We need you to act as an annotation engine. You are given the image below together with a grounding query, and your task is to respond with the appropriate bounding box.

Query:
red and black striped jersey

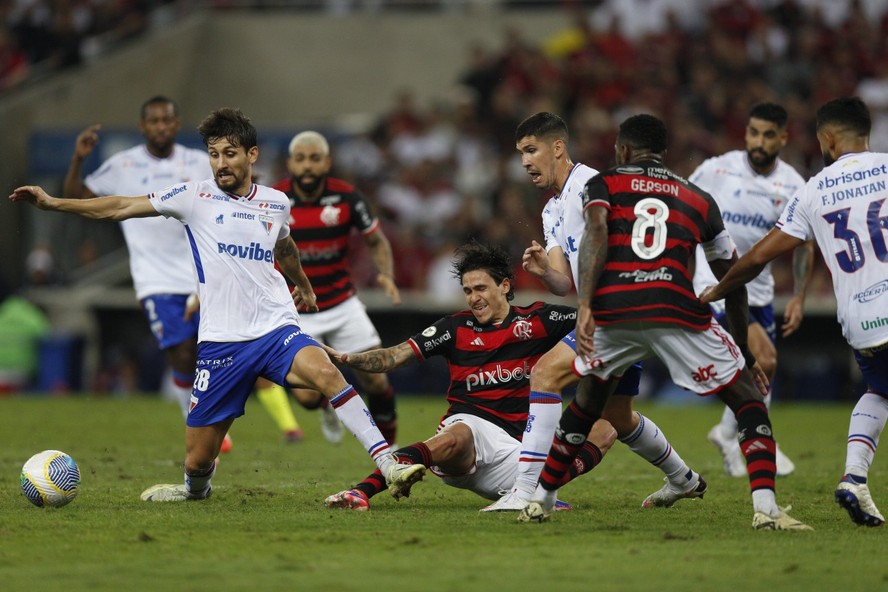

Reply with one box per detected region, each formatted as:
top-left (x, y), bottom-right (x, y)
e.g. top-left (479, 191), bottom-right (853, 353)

top-left (582, 161), bottom-right (724, 330)
top-left (273, 176), bottom-right (379, 312)
top-left (407, 302), bottom-right (577, 440)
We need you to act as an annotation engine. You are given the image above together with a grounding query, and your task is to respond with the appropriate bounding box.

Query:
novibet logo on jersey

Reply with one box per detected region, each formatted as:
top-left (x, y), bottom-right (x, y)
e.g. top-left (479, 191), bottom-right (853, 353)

top-left (217, 241), bottom-right (273, 262)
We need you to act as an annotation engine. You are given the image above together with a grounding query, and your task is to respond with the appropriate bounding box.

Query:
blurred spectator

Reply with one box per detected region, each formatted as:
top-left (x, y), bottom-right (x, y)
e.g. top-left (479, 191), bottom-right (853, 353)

top-left (0, 280), bottom-right (50, 392)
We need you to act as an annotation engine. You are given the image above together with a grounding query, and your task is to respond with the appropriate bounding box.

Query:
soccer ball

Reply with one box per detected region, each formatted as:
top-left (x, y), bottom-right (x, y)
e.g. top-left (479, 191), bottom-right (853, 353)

top-left (20, 450), bottom-right (81, 508)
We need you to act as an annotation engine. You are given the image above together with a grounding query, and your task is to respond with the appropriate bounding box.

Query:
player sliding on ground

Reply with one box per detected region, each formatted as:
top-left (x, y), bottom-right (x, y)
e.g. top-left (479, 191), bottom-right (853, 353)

top-left (323, 242), bottom-right (616, 511)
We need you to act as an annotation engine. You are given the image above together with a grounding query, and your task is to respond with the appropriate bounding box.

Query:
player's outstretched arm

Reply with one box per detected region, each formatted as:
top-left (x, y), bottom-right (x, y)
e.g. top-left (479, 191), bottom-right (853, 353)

top-left (10, 186), bottom-right (156, 220)
top-left (701, 228), bottom-right (804, 303)
top-left (274, 236), bottom-right (318, 312)
top-left (337, 342), bottom-right (416, 373)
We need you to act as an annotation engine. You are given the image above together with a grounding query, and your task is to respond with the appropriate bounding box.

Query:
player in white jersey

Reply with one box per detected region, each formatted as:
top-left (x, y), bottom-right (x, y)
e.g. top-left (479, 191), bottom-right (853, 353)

top-left (690, 102), bottom-right (815, 478)
top-left (702, 97), bottom-right (888, 527)
top-left (11, 108), bottom-right (420, 503)
top-left (481, 112), bottom-right (705, 512)
top-left (64, 97), bottom-right (304, 447)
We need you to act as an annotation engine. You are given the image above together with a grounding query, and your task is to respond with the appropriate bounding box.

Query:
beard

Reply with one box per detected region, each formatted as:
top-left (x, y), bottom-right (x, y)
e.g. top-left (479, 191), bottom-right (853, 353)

top-left (215, 170), bottom-right (243, 192)
top-left (822, 150), bottom-right (836, 167)
top-left (294, 173), bottom-right (326, 196)
top-left (747, 148), bottom-right (777, 170)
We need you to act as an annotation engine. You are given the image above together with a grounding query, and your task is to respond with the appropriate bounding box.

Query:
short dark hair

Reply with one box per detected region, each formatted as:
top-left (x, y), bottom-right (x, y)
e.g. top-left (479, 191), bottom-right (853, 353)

top-left (515, 112), bottom-right (569, 144)
top-left (197, 108), bottom-right (258, 150)
top-left (141, 96), bottom-right (178, 119)
top-left (617, 114), bottom-right (668, 154)
top-left (452, 241), bottom-right (515, 302)
top-left (749, 102), bottom-right (788, 128)
top-left (816, 96), bottom-right (871, 136)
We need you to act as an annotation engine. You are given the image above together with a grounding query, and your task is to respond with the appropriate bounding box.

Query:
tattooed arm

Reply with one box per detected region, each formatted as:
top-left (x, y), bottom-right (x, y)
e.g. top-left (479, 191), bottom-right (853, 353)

top-left (332, 342), bottom-right (418, 373)
top-left (275, 236), bottom-right (318, 312)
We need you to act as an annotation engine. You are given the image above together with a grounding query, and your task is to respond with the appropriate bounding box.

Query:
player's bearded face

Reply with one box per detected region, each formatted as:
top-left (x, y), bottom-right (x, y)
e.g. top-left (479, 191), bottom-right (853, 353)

top-left (288, 145), bottom-right (331, 196)
top-left (209, 139), bottom-right (256, 195)
top-left (745, 118), bottom-right (784, 171)
top-left (140, 103), bottom-right (180, 155)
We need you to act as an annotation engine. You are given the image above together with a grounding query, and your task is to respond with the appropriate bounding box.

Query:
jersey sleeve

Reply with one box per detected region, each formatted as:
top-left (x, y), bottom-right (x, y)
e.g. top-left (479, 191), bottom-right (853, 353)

top-left (407, 315), bottom-right (454, 361)
top-left (148, 182), bottom-right (196, 222)
top-left (775, 192), bottom-right (813, 241)
top-left (539, 303), bottom-right (577, 340)
top-left (582, 174), bottom-right (611, 212)
top-left (350, 191), bottom-right (379, 235)
top-left (688, 158), bottom-right (715, 189)
top-left (83, 156), bottom-right (122, 196)
top-left (540, 198), bottom-right (561, 253)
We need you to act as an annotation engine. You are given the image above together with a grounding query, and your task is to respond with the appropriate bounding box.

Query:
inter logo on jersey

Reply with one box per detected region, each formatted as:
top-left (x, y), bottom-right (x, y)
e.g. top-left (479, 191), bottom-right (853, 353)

top-left (258, 215), bottom-right (274, 235)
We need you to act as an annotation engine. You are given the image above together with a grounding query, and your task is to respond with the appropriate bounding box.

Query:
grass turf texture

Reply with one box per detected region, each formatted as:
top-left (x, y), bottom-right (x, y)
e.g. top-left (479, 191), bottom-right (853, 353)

top-left (1, 395), bottom-right (887, 591)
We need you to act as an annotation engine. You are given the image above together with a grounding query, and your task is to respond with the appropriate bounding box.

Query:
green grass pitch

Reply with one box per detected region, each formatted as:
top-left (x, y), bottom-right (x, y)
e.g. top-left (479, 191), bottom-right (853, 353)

top-left (1, 394), bottom-right (887, 591)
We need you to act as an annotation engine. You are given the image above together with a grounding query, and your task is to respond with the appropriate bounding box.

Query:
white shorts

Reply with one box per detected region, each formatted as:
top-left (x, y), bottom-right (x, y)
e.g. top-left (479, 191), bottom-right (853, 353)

top-left (297, 296), bottom-right (382, 353)
top-left (573, 319), bottom-right (745, 395)
top-left (430, 414), bottom-right (520, 501)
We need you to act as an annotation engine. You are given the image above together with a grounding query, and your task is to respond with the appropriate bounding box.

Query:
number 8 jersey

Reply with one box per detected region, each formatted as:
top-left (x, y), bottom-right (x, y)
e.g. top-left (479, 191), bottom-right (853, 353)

top-left (582, 161), bottom-right (728, 330)
top-left (777, 151), bottom-right (888, 350)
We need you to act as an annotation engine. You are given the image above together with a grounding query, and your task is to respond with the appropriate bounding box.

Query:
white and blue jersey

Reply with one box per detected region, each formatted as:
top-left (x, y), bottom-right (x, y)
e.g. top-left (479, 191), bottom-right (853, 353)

top-left (542, 163), bottom-right (599, 290)
top-left (85, 143), bottom-right (212, 299)
top-left (690, 150), bottom-right (805, 307)
top-left (777, 151), bottom-right (888, 351)
top-left (148, 180), bottom-right (298, 343)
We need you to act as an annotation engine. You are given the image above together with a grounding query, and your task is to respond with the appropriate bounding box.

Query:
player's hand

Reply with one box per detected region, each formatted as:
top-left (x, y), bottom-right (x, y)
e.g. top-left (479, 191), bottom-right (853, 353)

top-left (291, 286), bottom-right (318, 312)
top-left (321, 344), bottom-right (348, 365)
top-left (522, 240), bottom-right (549, 277)
top-left (576, 303), bottom-right (597, 359)
top-left (183, 293), bottom-right (200, 322)
top-left (9, 185), bottom-right (55, 209)
top-left (698, 285), bottom-right (717, 304)
top-left (73, 124), bottom-right (101, 160)
top-left (749, 361), bottom-right (770, 396)
top-left (780, 294), bottom-right (805, 337)
top-left (377, 273), bottom-right (401, 306)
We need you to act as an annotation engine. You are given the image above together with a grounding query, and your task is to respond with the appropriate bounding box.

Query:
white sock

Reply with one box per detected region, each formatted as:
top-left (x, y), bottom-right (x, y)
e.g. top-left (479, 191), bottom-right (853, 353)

top-left (329, 385), bottom-right (393, 471)
top-left (622, 413), bottom-right (693, 487)
top-left (752, 488), bottom-right (778, 516)
top-left (845, 391), bottom-right (888, 477)
top-left (162, 369), bottom-right (194, 418)
top-left (514, 391), bottom-right (563, 496)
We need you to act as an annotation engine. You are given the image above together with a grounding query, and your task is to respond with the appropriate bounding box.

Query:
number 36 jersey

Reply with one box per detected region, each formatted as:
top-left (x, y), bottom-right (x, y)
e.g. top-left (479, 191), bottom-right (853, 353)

top-left (777, 151), bottom-right (888, 350)
top-left (582, 161), bottom-right (727, 331)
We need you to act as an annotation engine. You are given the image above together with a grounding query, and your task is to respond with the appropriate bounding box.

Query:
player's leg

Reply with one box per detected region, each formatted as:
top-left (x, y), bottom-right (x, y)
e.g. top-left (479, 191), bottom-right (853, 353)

top-left (142, 294), bottom-right (199, 418)
top-left (141, 338), bottom-right (255, 502)
top-left (253, 376), bottom-right (303, 442)
top-left (600, 365), bottom-right (706, 508)
top-left (326, 299), bottom-right (398, 445)
top-left (672, 322), bottom-right (810, 530)
top-left (291, 387), bottom-right (344, 444)
top-left (280, 333), bottom-right (408, 481)
top-left (835, 348), bottom-right (888, 526)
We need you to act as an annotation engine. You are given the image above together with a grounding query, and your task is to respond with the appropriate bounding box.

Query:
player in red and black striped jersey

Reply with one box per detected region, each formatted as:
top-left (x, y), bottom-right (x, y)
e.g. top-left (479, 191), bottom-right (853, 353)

top-left (521, 114), bottom-right (810, 530)
top-left (323, 242), bottom-right (616, 511)
top-left (271, 131), bottom-right (401, 445)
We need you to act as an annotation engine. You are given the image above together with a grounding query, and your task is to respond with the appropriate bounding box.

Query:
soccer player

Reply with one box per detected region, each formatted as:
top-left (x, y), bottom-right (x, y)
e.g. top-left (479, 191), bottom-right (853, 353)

top-left (11, 108), bottom-right (419, 502)
top-left (490, 112), bottom-right (704, 512)
top-left (323, 241), bottom-right (616, 510)
top-left (690, 102), bottom-right (814, 478)
top-left (520, 114), bottom-right (810, 530)
top-left (63, 96), bottom-right (303, 447)
top-left (701, 97), bottom-right (888, 527)
top-left (271, 131), bottom-right (402, 445)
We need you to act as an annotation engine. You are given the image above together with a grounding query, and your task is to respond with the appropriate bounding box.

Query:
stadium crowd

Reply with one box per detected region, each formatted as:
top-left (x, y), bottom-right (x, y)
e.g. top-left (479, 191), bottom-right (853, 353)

top-left (10, 0), bottom-right (888, 297)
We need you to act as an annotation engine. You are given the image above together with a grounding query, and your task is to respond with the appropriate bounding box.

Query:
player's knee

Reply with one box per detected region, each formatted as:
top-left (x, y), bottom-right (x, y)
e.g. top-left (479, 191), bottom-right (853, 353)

top-left (529, 356), bottom-right (573, 393)
top-left (758, 353), bottom-right (777, 381)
